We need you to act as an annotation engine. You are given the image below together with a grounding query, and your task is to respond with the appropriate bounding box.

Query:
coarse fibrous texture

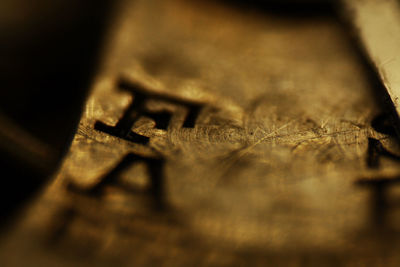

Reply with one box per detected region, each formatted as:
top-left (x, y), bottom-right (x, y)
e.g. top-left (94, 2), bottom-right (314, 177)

top-left (1, 0), bottom-right (400, 266)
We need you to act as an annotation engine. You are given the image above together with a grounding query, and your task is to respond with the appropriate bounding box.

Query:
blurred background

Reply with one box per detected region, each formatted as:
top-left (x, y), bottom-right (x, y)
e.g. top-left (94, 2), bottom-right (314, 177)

top-left (0, 0), bottom-right (337, 225)
top-left (0, 0), bottom-right (114, 223)
top-left (4, 1), bottom-right (400, 266)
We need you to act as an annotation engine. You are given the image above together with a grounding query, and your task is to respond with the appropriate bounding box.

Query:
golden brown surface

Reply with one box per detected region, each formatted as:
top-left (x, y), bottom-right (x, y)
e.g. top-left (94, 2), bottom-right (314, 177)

top-left (1, 0), bottom-right (400, 265)
top-left (343, 0), bottom-right (400, 135)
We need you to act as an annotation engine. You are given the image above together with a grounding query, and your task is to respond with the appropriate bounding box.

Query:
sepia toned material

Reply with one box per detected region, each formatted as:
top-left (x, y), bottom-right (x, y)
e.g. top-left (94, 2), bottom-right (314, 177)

top-left (342, 0), bottom-right (400, 136)
top-left (1, 0), bottom-right (400, 265)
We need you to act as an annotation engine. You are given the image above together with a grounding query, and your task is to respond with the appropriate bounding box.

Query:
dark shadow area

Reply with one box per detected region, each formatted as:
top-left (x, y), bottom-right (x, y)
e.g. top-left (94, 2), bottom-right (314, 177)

top-left (366, 137), bottom-right (400, 168)
top-left (219, 0), bottom-right (335, 17)
top-left (371, 113), bottom-right (398, 136)
top-left (0, 0), bottom-right (116, 227)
